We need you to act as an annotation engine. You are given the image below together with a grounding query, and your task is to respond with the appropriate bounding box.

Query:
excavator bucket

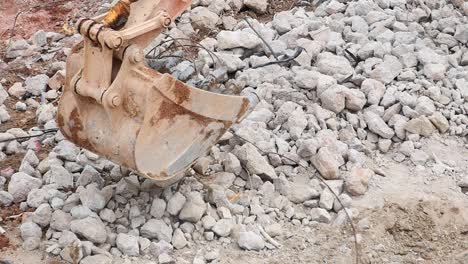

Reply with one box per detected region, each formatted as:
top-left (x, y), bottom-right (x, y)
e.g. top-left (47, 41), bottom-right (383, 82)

top-left (57, 0), bottom-right (257, 186)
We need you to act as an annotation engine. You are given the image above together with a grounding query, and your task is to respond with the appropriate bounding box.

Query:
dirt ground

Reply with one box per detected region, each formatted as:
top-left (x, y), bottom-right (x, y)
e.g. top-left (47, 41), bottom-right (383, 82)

top-left (159, 136), bottom-right (468, 264)
top-left (0, 0), bottom-right (104, 41)
top-left (166, 136), bottom-right (468, 264)
top-left (1, 136), bottom-right (467, 264)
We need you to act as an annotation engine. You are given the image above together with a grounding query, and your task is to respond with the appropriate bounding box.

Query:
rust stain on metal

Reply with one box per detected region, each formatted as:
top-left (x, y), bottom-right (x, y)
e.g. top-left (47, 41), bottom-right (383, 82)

top-left (57, 113), bottom-right (67, 145)
top-left (151, 100), bottom-right (211, 127)
top-left (202, 130), bottom-right (215, 141)
top-left (57, 113), bottom-right (65, 128)
top-left (189, 113), bottom-right (211, 127)
top-left (173, 81), bottom-right (191, 104)
top-left (126, 127), bottom-right (140, 169)
top-left (123, 92), bottom-right (140, 118)
top-left (71, 41), bottom-right (84, 54)
top-left (67, 108), bottom-right (96, 153)
top-left (236, 97), bottom-right (251, 121)
top-left (202, 121), bottom-right (233, 141)
top-left (160, 171), bottom-right (169, 178)
top-left (223, 121), bottom-right (233, 129)
top-left (69, 108), bottom-right (84, 133)
top-left (151, 100), bottom-right (186, 125)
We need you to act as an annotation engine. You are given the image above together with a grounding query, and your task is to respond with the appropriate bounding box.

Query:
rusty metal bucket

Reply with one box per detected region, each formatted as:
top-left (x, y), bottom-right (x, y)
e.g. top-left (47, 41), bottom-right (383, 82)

top-left (57, 0), bottom-right (257, 185)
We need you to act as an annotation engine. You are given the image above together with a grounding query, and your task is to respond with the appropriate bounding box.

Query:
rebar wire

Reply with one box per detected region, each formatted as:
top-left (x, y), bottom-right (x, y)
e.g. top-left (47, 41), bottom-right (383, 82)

top-left (155, 45), bottom-right (222, 75)
top-left (146, 36), bottom-right (221, 68)
top-left (230, 131), bottom-right (361, 264)
top-left (155, 55), bottom-right (185, 60)
top-left (243, 17), bottom-right (280, 61)
top-left (162, 34), bottom-right (199, 75)
top-left (145, 38), bottom-right (227, 91)
top-left (344, 49), bottom-right (360, 67)
top-left (0, 128), bottom-right (59, 144)
top-left (147, 44), bottom-right (198, 74)
top-left (252, 47), bottom-right (304, 69)
top-left (146, 36), bottom-right (198, 57)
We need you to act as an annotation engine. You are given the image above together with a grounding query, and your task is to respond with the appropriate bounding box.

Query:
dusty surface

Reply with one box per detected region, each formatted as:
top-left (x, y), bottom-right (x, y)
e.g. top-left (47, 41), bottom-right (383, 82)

top-left (166, 136), bottom-right (468, 264)
top-left (2, 137), bottom-right (467, 264)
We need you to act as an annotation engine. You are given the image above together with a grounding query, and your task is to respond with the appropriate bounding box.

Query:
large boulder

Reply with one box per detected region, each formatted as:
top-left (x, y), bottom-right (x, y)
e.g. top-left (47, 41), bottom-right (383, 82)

top-left (8, 172), bottom-right (42, 202)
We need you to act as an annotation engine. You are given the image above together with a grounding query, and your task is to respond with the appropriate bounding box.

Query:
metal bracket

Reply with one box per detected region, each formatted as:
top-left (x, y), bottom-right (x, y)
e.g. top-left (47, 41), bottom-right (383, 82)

top-left (72, 0), bottom-right (186, 105)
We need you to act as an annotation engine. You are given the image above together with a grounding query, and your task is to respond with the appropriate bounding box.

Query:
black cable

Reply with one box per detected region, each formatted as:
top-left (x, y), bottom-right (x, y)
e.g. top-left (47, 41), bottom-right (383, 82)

top-left (243, 17), bottom-right (280, 61)
top-left (252, 47), bottom-right (304, 69)
top-left (0, 128), bottom-right (58, 144)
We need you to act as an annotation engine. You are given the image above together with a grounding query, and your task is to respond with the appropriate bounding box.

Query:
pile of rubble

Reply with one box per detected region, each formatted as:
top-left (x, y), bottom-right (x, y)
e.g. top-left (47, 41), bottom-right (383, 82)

top-left (1, 0), bottom-right (468, 263)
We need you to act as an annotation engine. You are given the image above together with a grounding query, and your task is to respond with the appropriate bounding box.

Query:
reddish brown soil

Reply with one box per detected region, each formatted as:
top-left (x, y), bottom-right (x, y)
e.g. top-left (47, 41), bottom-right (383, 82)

top-left (0, 153), bottom-right (23, 172)
top-left (0, 0), bottom-right (73, 41)
top-left (1, 98), bottom-right (38, 131)
top-left (0, 235), bottom-right (13, 250)
top-left (0, 204), bottom-right (26, 221)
